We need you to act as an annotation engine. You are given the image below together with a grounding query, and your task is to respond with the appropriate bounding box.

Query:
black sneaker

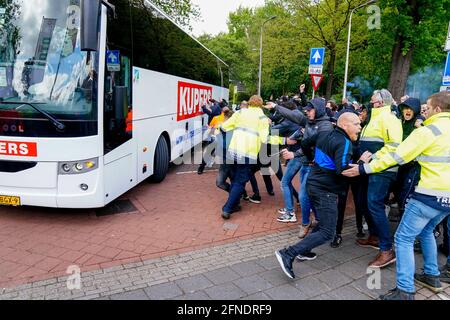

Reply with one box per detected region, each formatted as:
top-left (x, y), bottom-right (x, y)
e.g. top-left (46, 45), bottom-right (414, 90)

top-left (197, 164), bottom-right (205, 175)
top-left (356, 230), bottom-right (366, 239)
top-left (275, 249), bottom-right (295, 279)
top-left (379, 287), bottom-right (415, 300)
top-left (330, 234), bottom-right (343, 248)
top-left (268, 190), bottom-right (275, 196)
top-left (296, 251), bottom-right (317, 261)
top-left (242, 192), bottom-right (250, 201)
top-left (230, 205), bottom-right (241, 213)
top-left (414, 272), bottom-right (443, 293)
top-left (439, 262), bottom-right (450, 284)
top-left (249, 194), bottom-right (261, 204)
top-left (221, 211), bottom-right (231, 220)
top-left (221, 205), bottom-right (240, 219)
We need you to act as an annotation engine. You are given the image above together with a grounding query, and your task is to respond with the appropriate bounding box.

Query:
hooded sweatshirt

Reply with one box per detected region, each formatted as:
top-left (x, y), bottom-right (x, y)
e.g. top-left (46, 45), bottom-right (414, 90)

top-left (274, 98), bottom-right (334, 164)
top-left (398, 98), bottom-right (425, 141)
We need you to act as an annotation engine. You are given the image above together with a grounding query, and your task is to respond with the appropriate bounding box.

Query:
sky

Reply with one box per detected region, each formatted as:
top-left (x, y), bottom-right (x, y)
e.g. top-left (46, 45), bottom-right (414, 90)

top-left (190, 0), bottom-right (266, 36)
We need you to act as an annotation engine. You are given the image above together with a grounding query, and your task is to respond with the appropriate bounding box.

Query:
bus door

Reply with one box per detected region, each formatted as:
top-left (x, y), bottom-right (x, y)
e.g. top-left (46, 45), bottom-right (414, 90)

top-left (102, 1), bottom-right (137, 203)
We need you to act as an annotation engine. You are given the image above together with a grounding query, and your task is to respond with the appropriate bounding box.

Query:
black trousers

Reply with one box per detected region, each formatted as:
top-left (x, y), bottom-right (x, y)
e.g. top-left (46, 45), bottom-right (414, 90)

top-left (336, 176), bottom-right (365, 235)
top-left (286, 184), bottom-right (338, 257)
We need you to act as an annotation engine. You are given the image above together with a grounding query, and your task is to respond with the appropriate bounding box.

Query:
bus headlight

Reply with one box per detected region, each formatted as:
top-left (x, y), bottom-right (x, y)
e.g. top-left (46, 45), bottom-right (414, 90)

top-left (58, 158), bottom-right (99, 175)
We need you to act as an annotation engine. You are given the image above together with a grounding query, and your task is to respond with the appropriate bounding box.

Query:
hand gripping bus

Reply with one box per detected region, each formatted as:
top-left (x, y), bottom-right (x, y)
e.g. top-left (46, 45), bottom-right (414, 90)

top-left (0, 0), bottom-right (229, 208)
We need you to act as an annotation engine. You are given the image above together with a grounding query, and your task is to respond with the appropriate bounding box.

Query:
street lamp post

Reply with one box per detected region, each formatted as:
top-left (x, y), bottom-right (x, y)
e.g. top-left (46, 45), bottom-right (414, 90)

top-left (258, 15), bottom-right (277, 96)
top-left (343, 0), bottom-right (376, 99)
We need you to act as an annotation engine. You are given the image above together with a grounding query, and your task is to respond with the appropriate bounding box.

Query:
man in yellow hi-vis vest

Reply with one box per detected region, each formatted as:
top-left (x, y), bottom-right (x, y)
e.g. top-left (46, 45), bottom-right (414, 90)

top-left (343, 91), bottom-right (450, 300)
top-left (220, 95), bottom-right (285, 219)
top-left (356, 89), bottom-right (402, 269)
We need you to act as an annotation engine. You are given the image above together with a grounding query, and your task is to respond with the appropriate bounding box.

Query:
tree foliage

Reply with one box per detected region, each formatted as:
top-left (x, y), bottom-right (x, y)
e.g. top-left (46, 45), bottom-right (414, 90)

top-left (200, 0), bottom-right (449, 102)
top-left (152, 0), bottom-right (200, 30)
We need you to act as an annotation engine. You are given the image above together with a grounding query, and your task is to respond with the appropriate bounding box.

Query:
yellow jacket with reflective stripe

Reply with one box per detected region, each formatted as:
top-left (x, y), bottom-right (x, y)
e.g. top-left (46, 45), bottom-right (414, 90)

top-left (365, 112), bottom-right (450, 197)
top-left (221, 106), bottom-right (284, 160)
top-left (360, 105), bottom-right (403, 163)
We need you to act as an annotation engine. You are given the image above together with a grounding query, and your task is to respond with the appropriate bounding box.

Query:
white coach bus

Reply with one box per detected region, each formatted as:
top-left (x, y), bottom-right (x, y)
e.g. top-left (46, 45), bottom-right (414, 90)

top-left (0, 0), bottom-right (229, 208)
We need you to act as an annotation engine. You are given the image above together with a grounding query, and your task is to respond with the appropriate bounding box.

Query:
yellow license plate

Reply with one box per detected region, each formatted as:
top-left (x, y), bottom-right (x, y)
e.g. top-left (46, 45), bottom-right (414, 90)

top-left (0, 196), bottom-right (21, 206)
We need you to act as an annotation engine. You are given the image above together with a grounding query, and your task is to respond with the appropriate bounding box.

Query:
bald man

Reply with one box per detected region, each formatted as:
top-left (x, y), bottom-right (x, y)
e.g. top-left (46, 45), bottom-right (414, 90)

top-left (276, 112), bottom-right (361, 279)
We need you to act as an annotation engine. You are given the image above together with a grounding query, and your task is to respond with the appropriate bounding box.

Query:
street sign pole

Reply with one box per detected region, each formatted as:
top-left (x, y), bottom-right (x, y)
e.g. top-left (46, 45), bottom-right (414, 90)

top-left (445, 21), bottom-right (450, 52)
top-left (312, 88), bottom-right (315, 99)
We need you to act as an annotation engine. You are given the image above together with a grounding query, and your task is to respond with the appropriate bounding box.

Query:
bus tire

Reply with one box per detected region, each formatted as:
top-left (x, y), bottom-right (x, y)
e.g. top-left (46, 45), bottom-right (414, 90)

top-left (150, 136), bottom-right (169, 183)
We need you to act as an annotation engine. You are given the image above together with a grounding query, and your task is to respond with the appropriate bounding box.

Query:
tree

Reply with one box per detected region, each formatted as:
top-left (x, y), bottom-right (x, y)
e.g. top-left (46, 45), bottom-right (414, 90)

top-left (286, 0), bottom-right (375, 99)
top-left (380, 0), bottom-right (449, 100)
top-left (152, 0), bottom-right (200, 30)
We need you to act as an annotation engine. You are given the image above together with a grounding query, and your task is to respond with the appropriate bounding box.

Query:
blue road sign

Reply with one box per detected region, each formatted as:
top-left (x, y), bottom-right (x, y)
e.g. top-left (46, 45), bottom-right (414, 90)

top-left (107, 50), bottom-right (120, 71)
top-left (443, 52), bottom-right (450, 86)
top-left (309, 48), bottom-right (325, 66)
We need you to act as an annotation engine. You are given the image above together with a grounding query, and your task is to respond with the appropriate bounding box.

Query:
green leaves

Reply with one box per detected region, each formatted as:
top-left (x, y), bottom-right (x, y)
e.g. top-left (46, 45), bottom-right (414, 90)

top-left (151, 0), bottom-right (200, 30)
top-left (193, 0), bottom-right (448, 100)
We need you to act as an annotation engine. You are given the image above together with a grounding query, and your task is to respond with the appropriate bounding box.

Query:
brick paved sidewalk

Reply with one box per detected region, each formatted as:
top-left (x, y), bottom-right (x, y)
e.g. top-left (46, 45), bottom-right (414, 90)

top-left (1, 218), bottom-right (448, 300)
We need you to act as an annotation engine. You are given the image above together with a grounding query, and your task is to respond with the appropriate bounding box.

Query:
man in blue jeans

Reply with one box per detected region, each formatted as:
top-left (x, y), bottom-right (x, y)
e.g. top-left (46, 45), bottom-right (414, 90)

top-left (278, 156), bottom-right (302, 223)
top-left (356, 89), bottom-right (403, 268)
top-left (275, 113), bottom-right (362, 279)
top-left (343, 91), bottom-right (450, 300)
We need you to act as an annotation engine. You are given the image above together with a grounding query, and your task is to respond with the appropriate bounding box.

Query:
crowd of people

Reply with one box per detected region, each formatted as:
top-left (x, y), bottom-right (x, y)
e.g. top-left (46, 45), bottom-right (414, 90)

top-left (198, 87), bottom-right (450, 300)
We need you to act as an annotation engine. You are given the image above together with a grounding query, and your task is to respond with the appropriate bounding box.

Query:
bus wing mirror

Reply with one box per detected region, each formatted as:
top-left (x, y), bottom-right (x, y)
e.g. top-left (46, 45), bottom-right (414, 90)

top-left (113, 86), bottom-right (128, 121)
top-left (80, 0), bottom-right (101, 51)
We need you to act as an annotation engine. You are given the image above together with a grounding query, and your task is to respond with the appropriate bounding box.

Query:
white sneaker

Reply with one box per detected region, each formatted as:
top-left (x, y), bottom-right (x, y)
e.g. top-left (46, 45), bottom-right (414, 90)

top-left (277, 212), bottom-right (297, 223)
top-left (296, 252), bottom-right (317, 261)
top-left (278, 208), bottom-right (288, 214)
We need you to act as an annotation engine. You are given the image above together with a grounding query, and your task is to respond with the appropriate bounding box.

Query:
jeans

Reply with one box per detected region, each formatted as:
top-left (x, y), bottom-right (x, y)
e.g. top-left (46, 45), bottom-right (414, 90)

top-left (299, 165), bottom-right (317, 225)
top-left (280, 157), bottom-right (302, 212)
top-left (223, 164), bottom-right (253, 213)
top-left (216, 164), bottom-right (234, 193)
top-left (286, 184), bottom-right (338, 257)
top-left (394, 198), bottom-right (450, 293)
top-left (367, 171), bottom-right (397, 251)
top-left (358, 175), bottom-right (376, 235)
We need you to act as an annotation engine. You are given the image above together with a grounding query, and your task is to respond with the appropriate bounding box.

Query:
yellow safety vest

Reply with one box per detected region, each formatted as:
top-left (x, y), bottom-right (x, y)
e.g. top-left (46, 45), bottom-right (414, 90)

top-left (364, 112), bottom-right (450, 198)
top-left (360, 105), bottom-right (403, 171)
top-left (221, 106), bottom-right (284, 160)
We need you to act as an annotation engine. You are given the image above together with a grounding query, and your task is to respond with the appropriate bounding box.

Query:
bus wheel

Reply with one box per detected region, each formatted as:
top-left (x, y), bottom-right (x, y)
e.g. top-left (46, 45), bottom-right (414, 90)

top-left (150, 136), bottom-right (169, 183)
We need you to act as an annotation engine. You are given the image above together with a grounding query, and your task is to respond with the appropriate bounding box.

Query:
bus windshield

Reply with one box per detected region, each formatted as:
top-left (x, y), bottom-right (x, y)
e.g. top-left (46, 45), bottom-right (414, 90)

top-left (0, 0), bottom-right (99, 138)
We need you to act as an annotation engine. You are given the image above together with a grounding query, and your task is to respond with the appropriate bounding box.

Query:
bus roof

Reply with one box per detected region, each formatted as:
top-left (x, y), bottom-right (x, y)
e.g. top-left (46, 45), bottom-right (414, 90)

top-left (144, 0), bottom-right (229, 68)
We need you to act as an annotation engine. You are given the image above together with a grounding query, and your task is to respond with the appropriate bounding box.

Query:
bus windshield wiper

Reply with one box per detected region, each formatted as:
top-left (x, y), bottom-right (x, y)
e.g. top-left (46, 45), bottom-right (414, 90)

top-left (0, 101), bottom-right (66, 131)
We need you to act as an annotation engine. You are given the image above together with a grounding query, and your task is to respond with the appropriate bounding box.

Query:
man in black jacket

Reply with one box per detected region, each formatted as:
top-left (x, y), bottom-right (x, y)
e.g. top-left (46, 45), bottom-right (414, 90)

top-left (275, 112), bottom-right (362, 279)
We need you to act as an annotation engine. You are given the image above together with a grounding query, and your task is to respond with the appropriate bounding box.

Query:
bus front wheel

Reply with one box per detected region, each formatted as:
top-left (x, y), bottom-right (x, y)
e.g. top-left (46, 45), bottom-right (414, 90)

top-left (150, 136), bottom-right (169, 183)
